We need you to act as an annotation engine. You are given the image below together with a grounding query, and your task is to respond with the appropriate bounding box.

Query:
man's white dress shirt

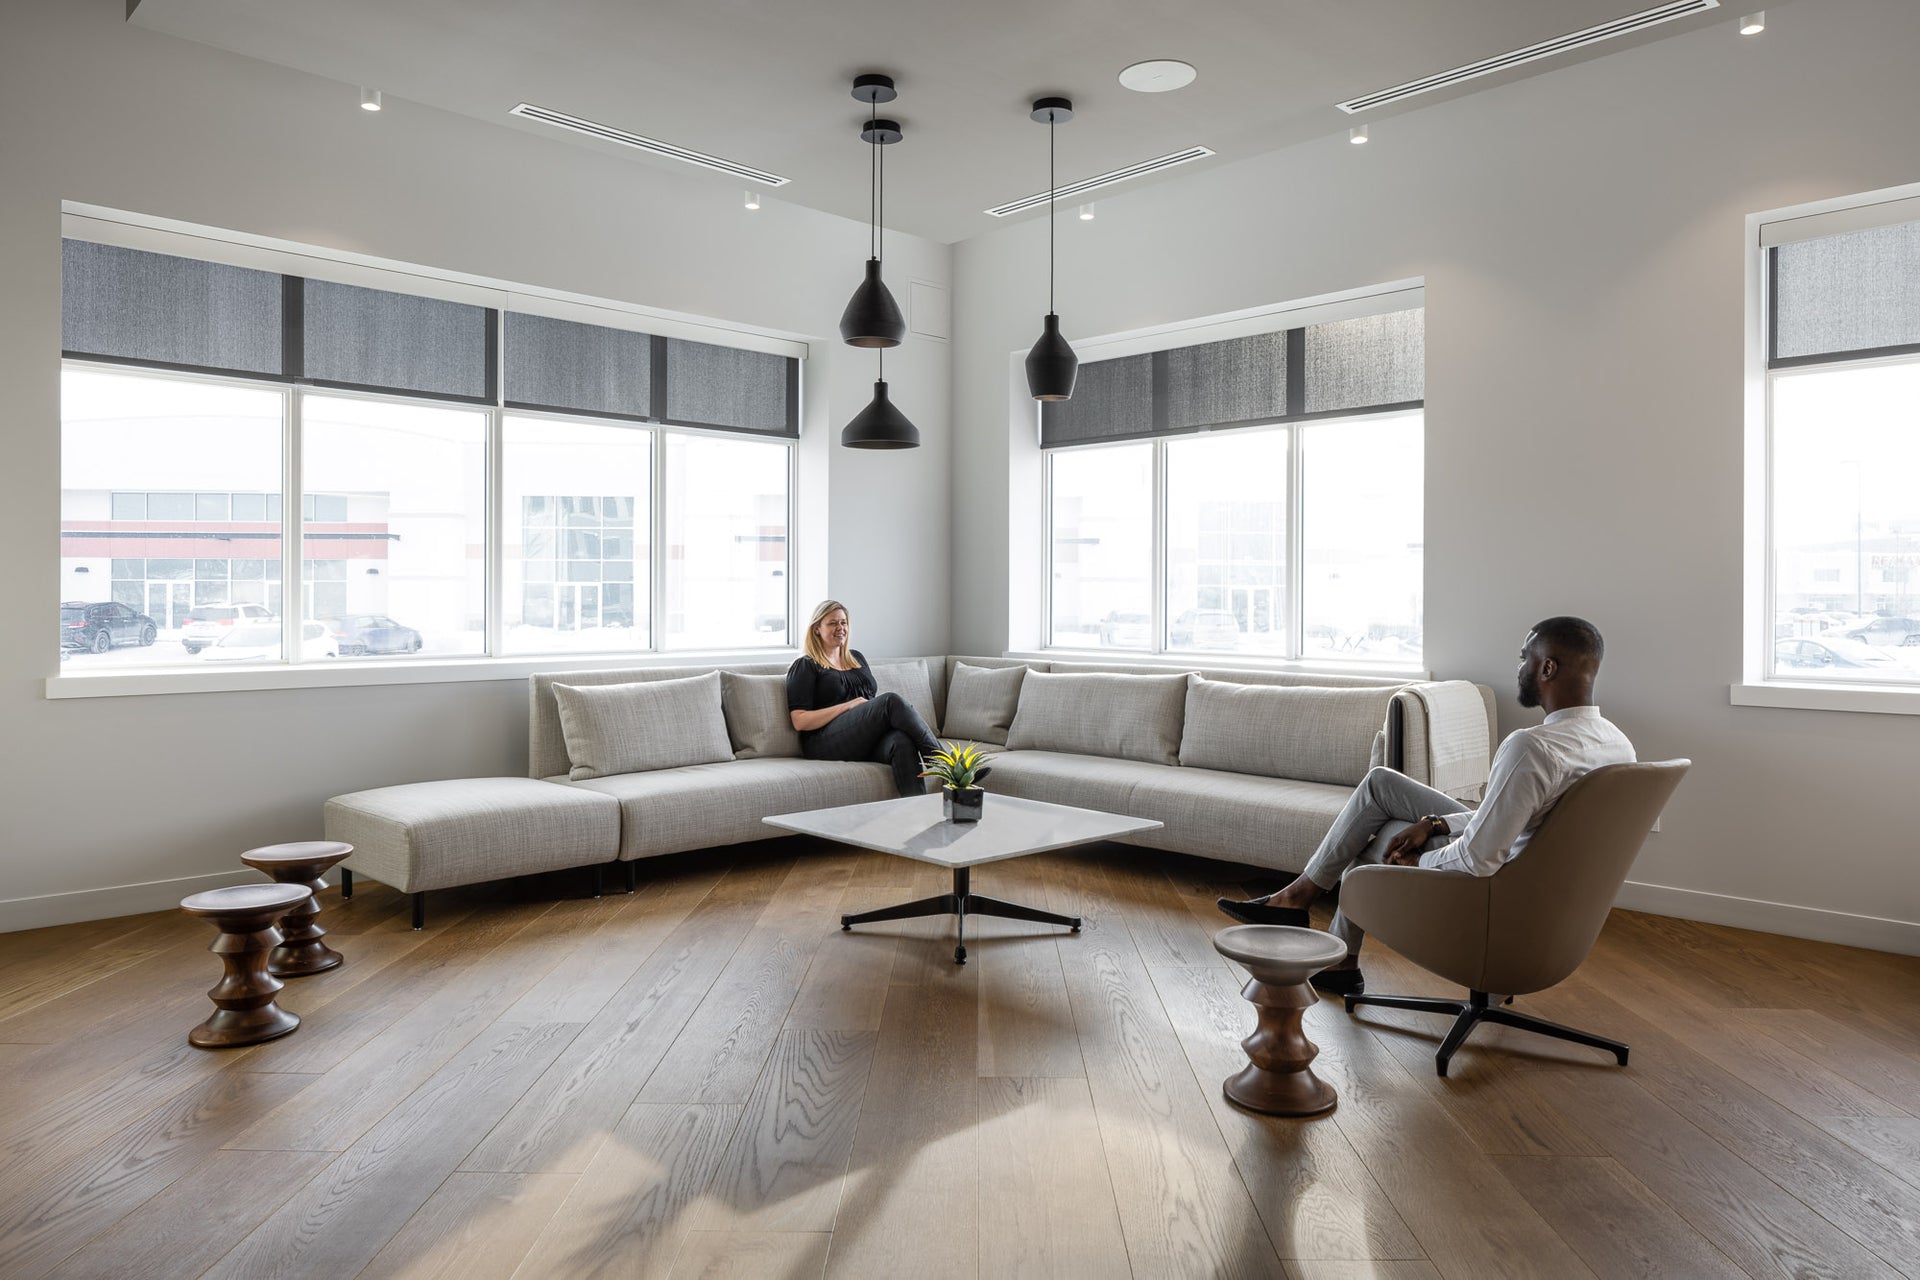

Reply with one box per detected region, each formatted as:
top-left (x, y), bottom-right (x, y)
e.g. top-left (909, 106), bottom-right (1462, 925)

top-left (1419, 705), bottom-right (1636, 877)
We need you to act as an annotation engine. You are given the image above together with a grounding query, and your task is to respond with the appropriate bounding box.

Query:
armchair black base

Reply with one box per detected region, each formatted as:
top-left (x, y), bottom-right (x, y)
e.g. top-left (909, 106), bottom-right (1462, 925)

top-left (1344, 988), bottom-right (1630, 1078)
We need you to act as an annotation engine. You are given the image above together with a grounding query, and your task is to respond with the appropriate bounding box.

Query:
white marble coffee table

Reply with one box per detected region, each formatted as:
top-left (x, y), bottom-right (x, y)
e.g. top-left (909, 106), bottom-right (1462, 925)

top-left (764, 792), bottom-right (1162, 964)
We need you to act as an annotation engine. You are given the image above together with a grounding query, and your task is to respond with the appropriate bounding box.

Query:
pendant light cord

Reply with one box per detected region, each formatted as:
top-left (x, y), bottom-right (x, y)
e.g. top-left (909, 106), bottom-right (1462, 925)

top-left (877, 113), bottom-right (885, 267)
top-left (1048, 112), bottom-right (1056, 314)
top-left (868, 98), bottom-right (878, 260)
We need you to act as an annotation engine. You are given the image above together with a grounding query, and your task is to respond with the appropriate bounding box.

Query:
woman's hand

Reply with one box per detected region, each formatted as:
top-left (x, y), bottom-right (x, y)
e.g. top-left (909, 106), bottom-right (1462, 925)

top-left (790, 697), bottom-right (867, 733)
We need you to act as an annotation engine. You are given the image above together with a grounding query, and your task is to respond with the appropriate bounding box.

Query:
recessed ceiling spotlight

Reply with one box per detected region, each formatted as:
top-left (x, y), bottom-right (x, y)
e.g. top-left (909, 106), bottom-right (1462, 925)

top-left (360, 88), bottom-right (382, 112)
top-left (1079, 203), bottom-right (1096, 221)
top-left (744, 190), bottom-right (761, 210)
top-left (1739, 10), bottom-right (1765, 33)
top-left (1349, 125), bottom-right (1369, 145)
top-left (1119, 59), bottom-right (1197, 93)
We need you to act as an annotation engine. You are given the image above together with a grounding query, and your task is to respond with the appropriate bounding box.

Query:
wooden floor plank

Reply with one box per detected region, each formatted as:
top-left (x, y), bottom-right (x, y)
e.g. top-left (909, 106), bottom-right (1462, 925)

top-left (0, 1068), bottom-right (317, 1280)
top-left (637, 857), bottom-right (852, 1105)
top-left (459, 860), bottom-right (790, 1175)
top-left (781, 884), bottom-right (901, 1032)
top-left (976, 853), bottom-right (1083, 1078)
top-left (201, 1020), bottom-right (580, 1279)
top-left (1489, 1155), bottom-right (1748, 1279)
top-left (1521, 1067), bottom-right (1904, 1279)
top-left (513, 1102), bottom-right (743, 1280)
top-left (45, 1148), bottom-right (334, 1280)
top-left (0, 910), bottom-right (202, 1025)
top-left (1147, 960), bottom-right (1424, 1263)
top-left (1282, 1263), bottom-right (1445, 1280)
top-left (1041, 852), bottom-right (1291, 1279)
top-left (358, 1170), bottom-right (577, 1280)
top-left (693, 1030), bottom-right (876, 1233)
top-left (1817, 1116), bottom-right (1920, 1193)
top-left (976, 1076), bottom-right (1133, 1279)
top-left (667, 1229), bottom-right (831, 1279)
top-left (1736, 1008), bottom-right (1920, 1116)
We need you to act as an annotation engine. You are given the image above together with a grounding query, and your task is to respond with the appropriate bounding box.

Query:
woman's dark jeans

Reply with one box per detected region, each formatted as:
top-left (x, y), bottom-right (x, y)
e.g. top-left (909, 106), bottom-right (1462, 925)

top-left (803, 692), bottom-right (942, 796)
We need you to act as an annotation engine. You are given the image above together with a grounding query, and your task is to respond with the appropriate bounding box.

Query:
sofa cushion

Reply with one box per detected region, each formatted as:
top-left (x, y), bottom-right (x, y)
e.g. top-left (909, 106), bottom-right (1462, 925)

top-left (553, 672), bottom-right (734, 780)
top-left (1127, 766), bottom-right (1356, 871)
top-left (1177, 676), bottom-right (1395, 787)
top-left (942, 662), bottom-right (1028, 744)
top-left (976, 749), bottom-right (1170, 816)
top-left (324, 777), bottom-right (620, 893)
top-left (567, 758), bottom-right (894, 859)
top-left (721, 671), bottom-right (803, 760)
top-left (1006, 670), bottom-right (1188, 765)
top-left (871, 658), bottom-right (939, 731)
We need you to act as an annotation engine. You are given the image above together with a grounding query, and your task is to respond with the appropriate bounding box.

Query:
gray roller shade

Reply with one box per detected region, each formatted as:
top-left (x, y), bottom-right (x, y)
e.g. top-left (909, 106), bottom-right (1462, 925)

top-left (303, 279), bottom-right (492, 400)
top-left (1303, 309), bottom-right (1424, 415)
top-left (1039, 353), bottom-right (1155, 447)
top-left (62, 240), bottom-right (283, 376)
top-left (663, 338), bottom-right (796, 437)
top-left (505, 312), bottom-right (652, 419)
top-left (1164, 331), bottom-right (1288, 431)
top-left (1773, 220), bottom-right (1920, 363)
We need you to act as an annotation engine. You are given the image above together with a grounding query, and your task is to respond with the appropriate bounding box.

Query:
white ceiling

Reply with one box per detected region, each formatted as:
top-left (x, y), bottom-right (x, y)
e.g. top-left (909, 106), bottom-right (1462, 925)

top-left (130, 0), bottom-right (1750, 244)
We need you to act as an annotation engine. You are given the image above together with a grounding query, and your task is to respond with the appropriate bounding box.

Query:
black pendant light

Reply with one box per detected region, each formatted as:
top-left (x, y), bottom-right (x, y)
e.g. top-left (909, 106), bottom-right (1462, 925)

top-left (1025, 96), bottom-right (1079, 402)
top-left (839, 74), bottom-right (906, 348)
top-left (840, 75), bottom-right (919, 448)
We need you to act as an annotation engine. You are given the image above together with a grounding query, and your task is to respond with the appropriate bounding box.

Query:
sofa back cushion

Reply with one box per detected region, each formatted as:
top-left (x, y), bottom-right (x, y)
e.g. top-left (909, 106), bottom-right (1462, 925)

top-left (1006, 670), bottom-right (1189, 765)
top-left (553, 672), bottom-right (734, 780)
top-left (720, 671), bottom-right (803, 760)
top-left (942, 662), bottom-right (1028, 744)
top-left (871, 658), bottom-right (939, 732)
top-left (1178, 675), bottom-right (1396, 786)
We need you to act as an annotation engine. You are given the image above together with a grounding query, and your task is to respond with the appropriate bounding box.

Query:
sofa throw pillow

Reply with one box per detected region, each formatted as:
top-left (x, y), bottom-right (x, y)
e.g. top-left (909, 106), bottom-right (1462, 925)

top-left (554, 672), bottom-right (734, 780)
top-left (720, 671), bottom-right (803, 760)
top-left (1005, 670), bottom-right (1189, 765)
top-left (871, 658), bottom-right (939, 732)
top-left (1178, 674), bottom-right (1396, 787)
top-left (942, 662), bottom-right (1028, 744)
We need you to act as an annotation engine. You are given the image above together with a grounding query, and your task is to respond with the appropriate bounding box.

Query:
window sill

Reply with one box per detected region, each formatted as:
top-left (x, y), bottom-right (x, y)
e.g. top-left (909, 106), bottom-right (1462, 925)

top-left (45, 648), bottom-right (798, 700)
top-left (1729, 680), bottom-right (1920, 716)
top-left (1020, 648), bottom-right (1433, 682)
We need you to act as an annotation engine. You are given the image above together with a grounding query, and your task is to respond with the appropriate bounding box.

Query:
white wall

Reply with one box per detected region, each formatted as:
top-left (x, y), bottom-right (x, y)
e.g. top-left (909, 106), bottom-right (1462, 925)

top-left (951, 0), bottom-right (1920, 951)
top-left (0, 0), bottom-right (951, 923)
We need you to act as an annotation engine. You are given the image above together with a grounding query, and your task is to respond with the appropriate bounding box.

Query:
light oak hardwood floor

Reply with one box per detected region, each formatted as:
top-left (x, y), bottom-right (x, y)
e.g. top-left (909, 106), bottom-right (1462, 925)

top-left (1, 839), bottom-right (1915, 1279)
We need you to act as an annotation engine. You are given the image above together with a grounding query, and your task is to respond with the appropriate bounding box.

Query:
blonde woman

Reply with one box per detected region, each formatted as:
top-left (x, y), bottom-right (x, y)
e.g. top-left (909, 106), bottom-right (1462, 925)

top-left (786, 599), bottom-right (940, 796)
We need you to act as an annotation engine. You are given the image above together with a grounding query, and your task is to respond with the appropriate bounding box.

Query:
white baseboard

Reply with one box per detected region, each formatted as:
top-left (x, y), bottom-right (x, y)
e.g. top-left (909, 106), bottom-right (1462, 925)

top-left (1614, 880), bottom-right (1920, 957)
top-left (0, 868), bottom-right (263, 934)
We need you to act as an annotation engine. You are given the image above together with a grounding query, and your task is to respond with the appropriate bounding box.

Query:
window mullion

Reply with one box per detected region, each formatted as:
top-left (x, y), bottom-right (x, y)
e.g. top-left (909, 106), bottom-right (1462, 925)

top-left (284, 386), bottom-right (304, 664)
top-left (651, 427), bottom-right (666, 654)
top-left (1287, 424), bottom-right (1304, 660)
top-left (485, 407), bottom-right (504, 657)
top-left (1152, 439), bottom-right (1168, 652)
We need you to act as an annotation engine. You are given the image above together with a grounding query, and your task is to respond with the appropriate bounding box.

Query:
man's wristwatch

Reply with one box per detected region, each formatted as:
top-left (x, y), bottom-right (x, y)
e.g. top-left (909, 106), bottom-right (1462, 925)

top-left (1421, 814), bottom-right (1449, 838)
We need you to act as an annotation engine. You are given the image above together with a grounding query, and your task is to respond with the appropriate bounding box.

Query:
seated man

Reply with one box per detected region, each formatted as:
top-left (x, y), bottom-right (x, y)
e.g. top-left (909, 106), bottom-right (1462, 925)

top-left (1217, 616), bottom-right (1635, 995)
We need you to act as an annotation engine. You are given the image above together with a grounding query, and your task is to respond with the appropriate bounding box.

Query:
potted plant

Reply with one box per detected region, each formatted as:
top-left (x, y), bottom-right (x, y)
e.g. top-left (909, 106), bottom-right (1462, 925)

top-left (922, 741), bottom-right (992, 823)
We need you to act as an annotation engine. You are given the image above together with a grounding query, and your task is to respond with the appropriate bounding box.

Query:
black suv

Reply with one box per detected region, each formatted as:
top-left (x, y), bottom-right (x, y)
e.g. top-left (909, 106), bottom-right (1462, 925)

top-left (61, 601), bottom-right (159, 653)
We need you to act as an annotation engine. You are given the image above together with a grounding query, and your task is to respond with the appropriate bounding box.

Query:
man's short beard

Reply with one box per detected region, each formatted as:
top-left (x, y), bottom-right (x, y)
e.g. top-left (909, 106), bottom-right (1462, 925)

top-left (1517, 675), bottom-right (1541, 708)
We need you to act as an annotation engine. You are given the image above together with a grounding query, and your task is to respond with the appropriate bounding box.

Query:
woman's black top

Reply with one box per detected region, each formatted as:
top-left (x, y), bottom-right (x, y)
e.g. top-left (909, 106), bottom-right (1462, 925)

top-left (786, 651), bottom-right (876, 738)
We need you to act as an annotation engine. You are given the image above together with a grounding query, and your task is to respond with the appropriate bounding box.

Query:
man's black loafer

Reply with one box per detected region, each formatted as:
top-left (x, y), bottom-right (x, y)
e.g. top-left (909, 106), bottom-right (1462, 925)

top-left (1215, 897), bottom-right (1310, 927)
top-left (1309, 966), bottom-right (1365, 996)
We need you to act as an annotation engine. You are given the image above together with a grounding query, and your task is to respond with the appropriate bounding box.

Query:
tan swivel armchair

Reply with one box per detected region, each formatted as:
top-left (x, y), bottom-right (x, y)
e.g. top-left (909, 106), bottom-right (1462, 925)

top-left (1338, 759), bottom-right (1690, 1077)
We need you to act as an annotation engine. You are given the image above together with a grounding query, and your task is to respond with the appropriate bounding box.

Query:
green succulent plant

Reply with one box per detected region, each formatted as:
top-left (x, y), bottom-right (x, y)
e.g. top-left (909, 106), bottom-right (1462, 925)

top-left (920, 740), bottom-right (993, 790)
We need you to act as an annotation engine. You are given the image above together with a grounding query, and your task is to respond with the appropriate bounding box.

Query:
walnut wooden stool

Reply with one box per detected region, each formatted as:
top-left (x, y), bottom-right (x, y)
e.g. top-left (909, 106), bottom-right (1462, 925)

top-left (240, 840), bottom-right (354, 977)
top-left (1214, 924), bottom-right (1350, 1117)
top-left (179, 883), bottom-right (311, 1048)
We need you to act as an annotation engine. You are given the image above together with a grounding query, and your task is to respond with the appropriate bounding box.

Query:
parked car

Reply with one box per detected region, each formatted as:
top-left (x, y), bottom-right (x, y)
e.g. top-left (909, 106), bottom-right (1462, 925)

top-left (322, 614), bottom-right (424, 655)
top-left (182, 602), bottom-right (276, 654)
top-left (1170, 608), bottom-right (1242, 649)
top-left (1843, 616), bottom-right (1920, 647)
top-left (1774, 636), bottom-right (1904, 671)
top-left (200, 621), bottom-right (338, 663)
top-left (1098, 611), bottom-right (1152, 648)
top-left (60, 600), bottom-right (157, 653)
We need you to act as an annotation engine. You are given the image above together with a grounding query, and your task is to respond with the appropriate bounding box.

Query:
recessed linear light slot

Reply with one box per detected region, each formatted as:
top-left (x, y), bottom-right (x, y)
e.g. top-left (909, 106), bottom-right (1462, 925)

top-left (1337, 0), bottom-right (1720, 113)
top-left (986, 146), bottom-right (1214, 217)
top-left (509, 103), bottom-right (791, 186)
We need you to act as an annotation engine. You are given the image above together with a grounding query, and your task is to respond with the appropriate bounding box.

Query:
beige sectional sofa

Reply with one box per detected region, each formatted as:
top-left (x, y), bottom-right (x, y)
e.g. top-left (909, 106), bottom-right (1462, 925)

top-left (326, 654), bottom-right (1495, 924)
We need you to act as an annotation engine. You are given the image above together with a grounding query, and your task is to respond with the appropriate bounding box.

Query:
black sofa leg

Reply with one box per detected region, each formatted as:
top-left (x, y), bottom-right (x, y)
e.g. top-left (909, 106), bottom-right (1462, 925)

top-left (592, 864), bottom-right (604, 899)
top-left (341, 867), bottom-right (353, 899)
top-left (412, 892), bottom-right (425, 931)
top-left (625, 861), bottom-right (637, 894)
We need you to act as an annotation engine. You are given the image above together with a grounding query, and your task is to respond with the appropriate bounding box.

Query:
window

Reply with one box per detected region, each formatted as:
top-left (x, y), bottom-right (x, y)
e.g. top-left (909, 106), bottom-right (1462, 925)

top-left (1757, 196), bottom-right (1920, 690)
top-left (58, 229), bottom-right (802, 675)
top-left (1044, 302), bottom-right (1424, 664)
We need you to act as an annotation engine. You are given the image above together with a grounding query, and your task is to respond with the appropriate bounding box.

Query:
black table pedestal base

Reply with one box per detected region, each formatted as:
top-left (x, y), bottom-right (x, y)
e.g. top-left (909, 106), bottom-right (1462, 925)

top-left (840, 865), bottom-right (1081, 964)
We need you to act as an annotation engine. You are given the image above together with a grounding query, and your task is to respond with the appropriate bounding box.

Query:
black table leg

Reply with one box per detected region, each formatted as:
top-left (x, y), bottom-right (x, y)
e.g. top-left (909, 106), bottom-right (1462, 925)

top-left (840, 865), bottom-right (1079, 965)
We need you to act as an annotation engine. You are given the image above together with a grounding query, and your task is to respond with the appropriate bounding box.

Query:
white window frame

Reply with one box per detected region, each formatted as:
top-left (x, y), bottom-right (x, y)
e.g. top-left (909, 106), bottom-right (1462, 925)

top-left (49, 208), bottom-right (807, 700)
top-left (1040, 405), bottom-right (1425, 675)
top-left (1732, 181), bottom-right (1920, 716)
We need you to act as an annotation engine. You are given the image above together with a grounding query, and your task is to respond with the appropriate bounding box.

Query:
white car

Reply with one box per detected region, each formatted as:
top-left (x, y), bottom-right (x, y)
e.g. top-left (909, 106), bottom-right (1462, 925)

top-left (200, 621), bottom-right (339, 663)
top-left (182, 602), bottom-right (276, 654)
